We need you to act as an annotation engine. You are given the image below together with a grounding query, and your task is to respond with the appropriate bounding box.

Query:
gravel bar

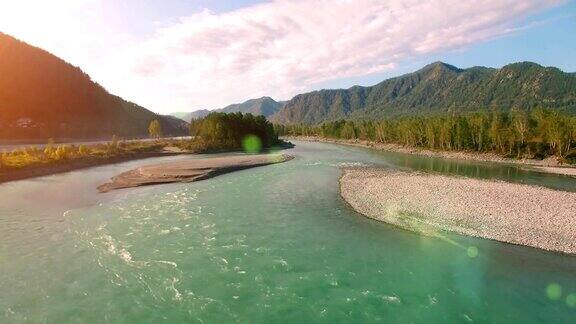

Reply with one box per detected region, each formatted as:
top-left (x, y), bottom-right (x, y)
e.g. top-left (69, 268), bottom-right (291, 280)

top-left (340, 168), bottom-right (576, 254)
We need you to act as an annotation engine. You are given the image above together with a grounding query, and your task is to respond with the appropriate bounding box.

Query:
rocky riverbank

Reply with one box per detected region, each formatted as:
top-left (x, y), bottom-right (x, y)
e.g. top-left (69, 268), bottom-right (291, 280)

top-left (340, 167), bottom-right (576, 254)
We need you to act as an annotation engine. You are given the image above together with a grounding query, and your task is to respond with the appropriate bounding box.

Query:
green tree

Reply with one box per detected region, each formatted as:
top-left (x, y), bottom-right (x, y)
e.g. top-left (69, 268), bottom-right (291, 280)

top-left (469, 113), bottom-right (487, 151)
top-left (272, 109), bottom-right (576, 162)
top-left (341, 121), bottom-right (356, 139)
top-left (190, 112), bottom-right (279, 152)
top-left (488, 112), bottom-right (505, 152)
top-left (149, 120), bottom-right (163, 139)
top-left (512, 111), bottom-right (529, 145)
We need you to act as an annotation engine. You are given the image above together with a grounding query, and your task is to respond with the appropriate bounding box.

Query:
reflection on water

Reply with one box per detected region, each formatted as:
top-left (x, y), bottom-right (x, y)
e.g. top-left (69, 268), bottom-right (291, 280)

top-left (0, 141), bottom-right (575, 322)
top-left (358, 146), bottom-right (576, 192)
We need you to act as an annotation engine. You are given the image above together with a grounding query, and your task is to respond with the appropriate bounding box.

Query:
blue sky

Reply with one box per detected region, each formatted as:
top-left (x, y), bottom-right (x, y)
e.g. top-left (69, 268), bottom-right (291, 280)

top-left (0, 0), bottom-right (574, 113)
top-left (318, 1), bottom-right (576, 90)
top-left (113, 0), bottom-right (576, 70)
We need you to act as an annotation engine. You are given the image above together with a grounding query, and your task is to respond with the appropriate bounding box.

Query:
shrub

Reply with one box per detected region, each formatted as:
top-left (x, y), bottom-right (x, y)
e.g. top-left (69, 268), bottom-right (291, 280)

top-left (78, 144), bottom-right (89, 156)
top-left (52, 145), bottom-right (71, 161)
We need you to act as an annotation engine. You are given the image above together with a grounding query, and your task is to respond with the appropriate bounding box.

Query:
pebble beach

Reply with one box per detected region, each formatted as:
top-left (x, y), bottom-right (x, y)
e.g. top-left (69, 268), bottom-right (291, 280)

top-left (340, 167), bottom-right (576, 254)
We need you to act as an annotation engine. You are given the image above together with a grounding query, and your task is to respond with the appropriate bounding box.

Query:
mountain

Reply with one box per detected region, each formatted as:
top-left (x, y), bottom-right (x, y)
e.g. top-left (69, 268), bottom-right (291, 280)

top-left (0, 33), bottom-right (188, 140)
top-left (161, 115), bottom-right (191, 133)
top-left (271, 61), bottom-right (576, 124)
top-left (219, 97), bottom-right (284, 117)
top-left (173, 97), bottom-right (284, 122)
top-left (171, 109), bottom-right (211, 122)
top-left (170, 112), bottom-right (190, 120)
top-left (188, 109), bottom-right (211, 120)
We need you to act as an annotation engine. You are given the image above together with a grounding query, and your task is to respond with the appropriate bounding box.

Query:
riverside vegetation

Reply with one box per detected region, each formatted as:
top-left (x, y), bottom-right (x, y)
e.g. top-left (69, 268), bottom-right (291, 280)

top-left (0, 140), bottom-right (191, 184)
top-left (276, 109), bottom-right (576, 164)
top-left (0, 112), bottom-right (283, 179)
top-left (0, 137), bottom-right (184, 172)
top-left (189, 112), bottom-right (282, 152)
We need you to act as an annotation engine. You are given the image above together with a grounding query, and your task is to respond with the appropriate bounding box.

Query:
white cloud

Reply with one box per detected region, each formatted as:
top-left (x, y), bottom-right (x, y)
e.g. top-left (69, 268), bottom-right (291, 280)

top-left (0, 0), bottom-right (564, 113)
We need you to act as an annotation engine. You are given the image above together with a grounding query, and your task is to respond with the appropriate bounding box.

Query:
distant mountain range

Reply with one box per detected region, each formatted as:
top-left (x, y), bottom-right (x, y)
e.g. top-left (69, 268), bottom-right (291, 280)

top-left (175, 61), bottom-right (576, 125)
top-left (270, 61), bottom-right (576, 124)
top-left (172, 97), bottom-right (285, 122)
top-left (4, 30), bottom-right (574, 141)
top-left (171, 109), bottom-right (211, 122)
top-left (0, 33), bottom-right (188, 141)
top-left (219, 97), bottom-right (285, 117)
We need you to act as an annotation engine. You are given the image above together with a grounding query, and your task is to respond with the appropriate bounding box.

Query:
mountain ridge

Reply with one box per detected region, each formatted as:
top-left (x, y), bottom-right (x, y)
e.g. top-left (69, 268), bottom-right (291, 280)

top-left (172, 97), bottom-right (284, 122)
top-left (270, 61), bottom-right (576, 124)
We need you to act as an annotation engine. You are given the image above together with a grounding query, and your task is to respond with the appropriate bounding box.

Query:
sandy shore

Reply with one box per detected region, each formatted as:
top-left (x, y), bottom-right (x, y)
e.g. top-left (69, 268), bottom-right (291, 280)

top-left (286, 136), bottom-right (576, 177)
top-left (98, 153), bottom-right (293, 192)
top-left (340, 168), bottom-right (576, 254)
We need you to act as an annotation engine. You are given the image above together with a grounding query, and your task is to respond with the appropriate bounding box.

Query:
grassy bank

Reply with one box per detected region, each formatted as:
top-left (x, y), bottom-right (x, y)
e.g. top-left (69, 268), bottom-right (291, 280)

top-left (0, 112), bottom-right (292, 184)
top-left (0, 139), bottom-right (196, 184)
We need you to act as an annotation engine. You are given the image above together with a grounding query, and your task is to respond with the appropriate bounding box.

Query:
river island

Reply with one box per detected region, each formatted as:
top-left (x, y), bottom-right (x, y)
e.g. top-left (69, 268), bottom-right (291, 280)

top-left (98, 153), bottom-right (293, 192)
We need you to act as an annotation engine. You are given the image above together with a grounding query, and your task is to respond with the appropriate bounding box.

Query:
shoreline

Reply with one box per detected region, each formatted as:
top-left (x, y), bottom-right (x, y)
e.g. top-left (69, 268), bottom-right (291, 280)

top-left (98, 154), bottom-right (293, 192)
top-left (0, 152), bottom-right (185, 185)
top-left (285, 136), bottom-right (576, 177)
top-left (340, 167), bottom-right (576, 255)
top-left (0, 140), bottom-right (294, 185)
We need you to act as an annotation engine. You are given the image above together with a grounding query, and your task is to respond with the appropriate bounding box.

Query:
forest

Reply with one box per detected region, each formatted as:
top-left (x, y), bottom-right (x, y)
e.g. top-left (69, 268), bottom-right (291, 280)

top-left (275, 109), bottom-right (576, 162)
top-left (189, 112), bottom-right (279, 152)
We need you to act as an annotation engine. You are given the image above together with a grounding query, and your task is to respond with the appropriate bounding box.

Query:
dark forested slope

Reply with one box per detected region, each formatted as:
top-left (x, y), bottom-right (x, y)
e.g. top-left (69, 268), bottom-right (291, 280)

top-left (0, 33), bottom-right (187, 140)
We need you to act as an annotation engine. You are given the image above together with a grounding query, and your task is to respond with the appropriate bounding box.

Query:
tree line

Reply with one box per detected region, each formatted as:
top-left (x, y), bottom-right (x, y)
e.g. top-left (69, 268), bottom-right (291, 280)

top-left (275, 109), bottom-right (576, 162)
top-left (189, 112), bottom-right (279, 152)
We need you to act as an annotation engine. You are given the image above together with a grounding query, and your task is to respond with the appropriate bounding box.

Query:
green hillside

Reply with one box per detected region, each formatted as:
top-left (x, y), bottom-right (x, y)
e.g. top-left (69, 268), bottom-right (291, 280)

top-left (271, 62), bottom-right (576, 124)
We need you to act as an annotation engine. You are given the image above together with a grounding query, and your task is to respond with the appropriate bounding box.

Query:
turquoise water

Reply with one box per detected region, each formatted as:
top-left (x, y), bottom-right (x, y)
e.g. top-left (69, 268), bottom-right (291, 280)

top-left (1, 141), bottom-right (575, 323)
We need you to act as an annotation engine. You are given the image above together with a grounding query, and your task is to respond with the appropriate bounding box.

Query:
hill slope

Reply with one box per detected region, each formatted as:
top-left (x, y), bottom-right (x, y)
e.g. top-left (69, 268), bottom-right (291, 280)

top-left (174, 109), bottom-right (211, 122)
top-left (0, 33), bottom-right (188, 140)
top-left (219, 97), bottom-right (284, 117)
top-left (271, 62), bottom-right (576, 124)
top-left (173, 97), bottom-right (284, 122)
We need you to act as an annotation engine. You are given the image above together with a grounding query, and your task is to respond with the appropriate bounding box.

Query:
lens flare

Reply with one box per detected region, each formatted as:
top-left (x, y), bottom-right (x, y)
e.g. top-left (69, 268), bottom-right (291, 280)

top-left (566, 293), bottom-right (576, 307)
top-left (242, 135), bottom-right (262, 153)
top-left (467, 246), bottom-right (479, 258)
top-left (546, 283), bottom-right (562, 300)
